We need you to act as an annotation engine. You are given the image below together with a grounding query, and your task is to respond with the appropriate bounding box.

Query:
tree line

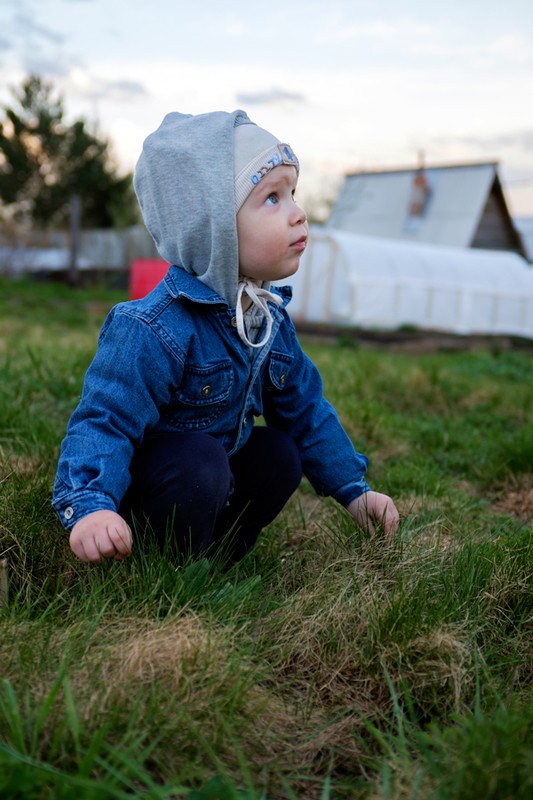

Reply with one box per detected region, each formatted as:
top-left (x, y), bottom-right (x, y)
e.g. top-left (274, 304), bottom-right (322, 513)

top-left (0, 75), bottom-right (138, 233)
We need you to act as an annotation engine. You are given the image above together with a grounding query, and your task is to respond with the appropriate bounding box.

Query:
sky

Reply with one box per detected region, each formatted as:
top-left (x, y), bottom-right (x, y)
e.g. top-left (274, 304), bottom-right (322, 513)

top-left (1, 0), bottom-right (532, 217)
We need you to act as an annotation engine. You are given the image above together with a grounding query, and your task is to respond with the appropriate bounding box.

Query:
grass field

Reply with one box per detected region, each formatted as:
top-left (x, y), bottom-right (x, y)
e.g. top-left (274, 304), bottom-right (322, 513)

top-left (0, 276), bottom-right (532, 799)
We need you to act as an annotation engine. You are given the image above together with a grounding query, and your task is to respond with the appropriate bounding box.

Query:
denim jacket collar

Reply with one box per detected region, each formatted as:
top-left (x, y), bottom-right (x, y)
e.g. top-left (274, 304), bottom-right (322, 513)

top-left (164, 265), bottom-right (292, 312)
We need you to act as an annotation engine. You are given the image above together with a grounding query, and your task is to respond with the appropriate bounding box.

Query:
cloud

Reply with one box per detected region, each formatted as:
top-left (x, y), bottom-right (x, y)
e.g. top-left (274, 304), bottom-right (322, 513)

top-left (69, 73), bottom-right (149, 103)
top-left (14, 13), bottom-right (65, 46)
top-left (103, 79), bottom-right (148, 100)
top-left (315, 17), bottom-right (437, 45)
top-left (235, 88), bottom-right (306, 106)
top-left (0, 35), bottom-right (13, 53)
top-left (480, 131), bottom-right (533, 151)
top-left (432, 130), bottom-right (533, 154)
top-left (21, 52), bottom-right (79, 79)
top-left (485, 34), bottom-right (533, 65)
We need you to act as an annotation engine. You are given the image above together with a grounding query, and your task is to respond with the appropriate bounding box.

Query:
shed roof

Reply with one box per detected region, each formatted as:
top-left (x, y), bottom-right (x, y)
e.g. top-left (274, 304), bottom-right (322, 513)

top-left (327, 161), bottom-right (527, 258)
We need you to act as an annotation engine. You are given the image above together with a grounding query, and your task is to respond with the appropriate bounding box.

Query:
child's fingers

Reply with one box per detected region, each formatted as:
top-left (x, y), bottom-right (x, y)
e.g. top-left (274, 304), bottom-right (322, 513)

top-left (77, 534), bottom-right (104, 563)
top-left (383, 503), bottom-right (400, 539)
top-left (95, 530), bottom-right (120, 560)
top-left (108, 523), bottom-right (132, 557)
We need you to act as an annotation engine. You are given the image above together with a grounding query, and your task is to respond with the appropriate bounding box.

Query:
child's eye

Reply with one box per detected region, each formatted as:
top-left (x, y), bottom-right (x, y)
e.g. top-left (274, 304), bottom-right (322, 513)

top-left (265, 193), bottom-right (278, 206)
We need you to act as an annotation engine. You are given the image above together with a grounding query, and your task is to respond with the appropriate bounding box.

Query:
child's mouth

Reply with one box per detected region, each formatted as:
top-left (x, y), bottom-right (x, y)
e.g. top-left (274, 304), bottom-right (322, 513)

top-left (292, 236), bottom-right (307, 251)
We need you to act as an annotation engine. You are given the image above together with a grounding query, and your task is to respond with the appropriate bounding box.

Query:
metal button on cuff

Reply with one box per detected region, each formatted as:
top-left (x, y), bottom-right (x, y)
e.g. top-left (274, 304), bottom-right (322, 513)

top-left (64, 507), bottom-right (74, 520)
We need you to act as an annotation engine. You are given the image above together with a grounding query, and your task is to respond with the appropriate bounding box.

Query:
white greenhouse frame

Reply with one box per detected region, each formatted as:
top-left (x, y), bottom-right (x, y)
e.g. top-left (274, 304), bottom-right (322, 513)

top-left (279, 227), bottom-right (533, 339)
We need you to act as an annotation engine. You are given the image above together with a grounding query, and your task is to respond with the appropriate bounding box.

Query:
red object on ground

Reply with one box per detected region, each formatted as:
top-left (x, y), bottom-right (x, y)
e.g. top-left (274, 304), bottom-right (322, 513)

top-left (129, 259), bottom-right (169, 300)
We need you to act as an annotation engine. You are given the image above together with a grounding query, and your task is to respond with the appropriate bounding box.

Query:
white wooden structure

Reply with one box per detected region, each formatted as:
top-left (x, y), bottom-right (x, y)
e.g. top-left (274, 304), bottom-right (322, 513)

top-left (278, 227), bottom-right (533, 339)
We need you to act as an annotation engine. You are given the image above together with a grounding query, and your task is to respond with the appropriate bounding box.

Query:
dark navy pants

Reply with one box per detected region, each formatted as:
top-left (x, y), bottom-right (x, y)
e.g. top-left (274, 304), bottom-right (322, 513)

top-left (120, 426), bottom-right (302, 564)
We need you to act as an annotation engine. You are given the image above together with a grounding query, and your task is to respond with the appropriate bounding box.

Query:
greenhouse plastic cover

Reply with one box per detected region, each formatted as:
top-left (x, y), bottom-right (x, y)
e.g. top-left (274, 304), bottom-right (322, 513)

top-left (276, 227), bottom-right (533, 339)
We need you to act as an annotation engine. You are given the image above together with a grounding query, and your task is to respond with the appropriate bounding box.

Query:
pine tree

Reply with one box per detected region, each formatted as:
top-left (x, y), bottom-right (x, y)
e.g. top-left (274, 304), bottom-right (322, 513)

top-left (0, 75), bottom-right (137, 230)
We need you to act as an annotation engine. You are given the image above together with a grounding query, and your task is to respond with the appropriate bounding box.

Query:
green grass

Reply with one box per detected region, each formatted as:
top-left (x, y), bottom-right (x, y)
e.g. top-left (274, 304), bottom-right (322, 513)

top-left (1, 276), bottom-right (532, 799)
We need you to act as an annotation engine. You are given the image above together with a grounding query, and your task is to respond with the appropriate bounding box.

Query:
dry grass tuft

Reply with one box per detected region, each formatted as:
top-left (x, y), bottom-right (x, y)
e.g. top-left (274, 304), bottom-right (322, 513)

top-left (0, 454), bottom-right (48, 478)
top-left (0, 612), bottom-right (358, 791)
top-left (386, 627), bottom-right (474, 713)
top-left (492, 474), bottom-right (533, 524)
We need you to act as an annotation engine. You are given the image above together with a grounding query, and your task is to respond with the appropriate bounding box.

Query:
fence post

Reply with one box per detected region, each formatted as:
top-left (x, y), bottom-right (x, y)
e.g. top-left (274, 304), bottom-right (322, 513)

top-left (0, 558), bottom-right (8, 607)
top-left (69, 194), bottom-right (82, 287)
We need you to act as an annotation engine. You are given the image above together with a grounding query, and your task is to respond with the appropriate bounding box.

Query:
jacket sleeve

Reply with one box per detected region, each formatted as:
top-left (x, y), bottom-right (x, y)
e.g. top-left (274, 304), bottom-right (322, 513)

top-left (52, 307), bottom-right (182, 529)
top-left (262, 319), bottom-right (371, 507)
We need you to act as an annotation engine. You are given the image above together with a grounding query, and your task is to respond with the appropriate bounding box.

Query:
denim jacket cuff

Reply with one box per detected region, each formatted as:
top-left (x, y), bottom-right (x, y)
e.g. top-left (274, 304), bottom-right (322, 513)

top-left (52, 490), bottom-right (117, 530)
top-left (334, 478), bottom-right (372, 508)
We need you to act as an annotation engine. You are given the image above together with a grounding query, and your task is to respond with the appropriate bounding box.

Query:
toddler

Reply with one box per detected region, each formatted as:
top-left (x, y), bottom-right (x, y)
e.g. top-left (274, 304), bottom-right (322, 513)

top-left (52, 110), bottom-right (399, 564)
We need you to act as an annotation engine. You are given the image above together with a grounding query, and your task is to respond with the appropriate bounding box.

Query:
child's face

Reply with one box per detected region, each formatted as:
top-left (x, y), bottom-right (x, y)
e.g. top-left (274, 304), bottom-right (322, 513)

top-left (236, 165), bottom-right (308, 283)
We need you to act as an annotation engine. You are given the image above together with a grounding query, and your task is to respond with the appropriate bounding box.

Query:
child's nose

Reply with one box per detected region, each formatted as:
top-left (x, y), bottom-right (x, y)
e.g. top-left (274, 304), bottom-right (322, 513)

top-left (291, 202), bottom-right (307, 225)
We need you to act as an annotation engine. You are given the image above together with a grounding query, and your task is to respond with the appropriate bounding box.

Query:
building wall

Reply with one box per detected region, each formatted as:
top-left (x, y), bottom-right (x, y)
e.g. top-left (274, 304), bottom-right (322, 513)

top-left (471, 184), bottom-right (525, 255)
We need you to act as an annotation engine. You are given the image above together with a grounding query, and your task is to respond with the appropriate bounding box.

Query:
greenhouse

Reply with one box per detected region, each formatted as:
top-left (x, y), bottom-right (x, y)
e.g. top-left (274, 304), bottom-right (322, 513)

top-left (279, 227), bottom-right (533, 339)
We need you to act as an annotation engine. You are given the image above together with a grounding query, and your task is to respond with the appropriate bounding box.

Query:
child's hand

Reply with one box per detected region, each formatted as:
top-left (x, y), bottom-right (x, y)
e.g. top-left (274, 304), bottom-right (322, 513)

top-left (69, 510), bottom-right (133, 563)
top-left (346, 491), bottom-right (400, 541)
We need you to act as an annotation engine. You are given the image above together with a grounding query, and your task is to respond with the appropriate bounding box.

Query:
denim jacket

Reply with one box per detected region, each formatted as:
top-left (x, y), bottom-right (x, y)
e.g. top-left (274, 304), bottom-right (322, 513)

top-left (52, 267), bottom-right (370, 529)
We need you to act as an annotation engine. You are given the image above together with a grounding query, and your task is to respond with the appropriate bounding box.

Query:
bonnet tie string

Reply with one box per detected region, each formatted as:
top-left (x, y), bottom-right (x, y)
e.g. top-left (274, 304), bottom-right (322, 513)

top-left (235, 278), bottom-right (283, 348)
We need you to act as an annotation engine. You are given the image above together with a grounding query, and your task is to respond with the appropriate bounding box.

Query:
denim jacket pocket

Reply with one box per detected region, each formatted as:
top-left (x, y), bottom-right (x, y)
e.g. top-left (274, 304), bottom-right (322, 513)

top-left (265, 351), bottom-right (294, 392)
top-left (163, 361), bottom-right (234, 429)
